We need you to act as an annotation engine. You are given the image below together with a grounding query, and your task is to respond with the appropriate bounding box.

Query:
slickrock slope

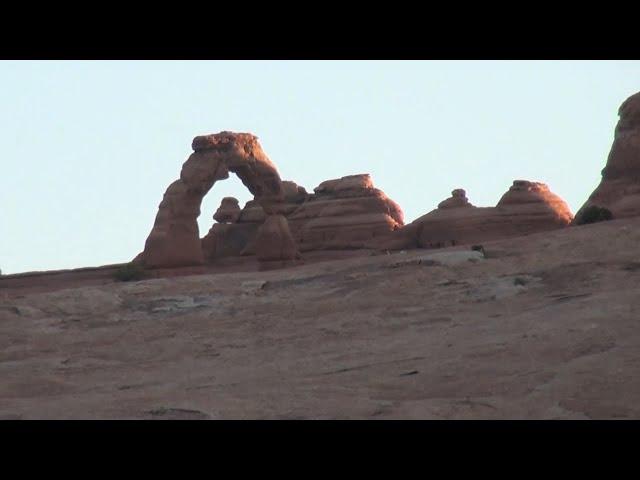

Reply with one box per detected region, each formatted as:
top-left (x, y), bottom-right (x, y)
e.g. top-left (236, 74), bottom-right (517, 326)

top-left (373, 181), bottom-right (572, 250)
top-left (575, 91), bottom-right (640, 222)
top-left (2, 216), bottom-right (640, 419)
top-left (287, 174), bottom-right (404, 251)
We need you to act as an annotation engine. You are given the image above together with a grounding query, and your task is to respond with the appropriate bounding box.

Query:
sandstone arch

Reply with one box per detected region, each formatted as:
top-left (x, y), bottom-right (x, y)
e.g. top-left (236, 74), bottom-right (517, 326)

top-left (138, 132), bottom-right (299, 268)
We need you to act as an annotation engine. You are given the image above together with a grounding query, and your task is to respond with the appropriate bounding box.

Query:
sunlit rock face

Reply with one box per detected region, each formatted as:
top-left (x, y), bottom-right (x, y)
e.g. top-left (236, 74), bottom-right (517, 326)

top-left (200, 174), bottom-right (404, 259)
top-left (138, 132), bottom-right (299, 268)
top-left (201, 197), bottom-right (257, 261)
top-left (574, 91), bottom-right (640, 223)
top-left (286, 174), bottom-right (404, 251)
top-left (370, 181), bottom-right (573, 250)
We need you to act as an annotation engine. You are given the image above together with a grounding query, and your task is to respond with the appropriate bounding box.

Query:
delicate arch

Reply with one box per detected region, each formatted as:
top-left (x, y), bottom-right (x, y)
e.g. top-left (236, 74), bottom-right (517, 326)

top-left (138, 132), bottom-right (298, 267)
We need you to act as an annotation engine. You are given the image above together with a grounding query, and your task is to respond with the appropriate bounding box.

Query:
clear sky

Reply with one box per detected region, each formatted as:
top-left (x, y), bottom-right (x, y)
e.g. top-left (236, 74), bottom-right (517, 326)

top-left (1, 61), bottom-right (639, 274)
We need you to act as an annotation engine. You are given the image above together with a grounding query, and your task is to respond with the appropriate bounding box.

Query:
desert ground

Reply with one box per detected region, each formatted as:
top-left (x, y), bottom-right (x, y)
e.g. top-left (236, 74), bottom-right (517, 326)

top-left (1, 217), bottom-right (640, 419)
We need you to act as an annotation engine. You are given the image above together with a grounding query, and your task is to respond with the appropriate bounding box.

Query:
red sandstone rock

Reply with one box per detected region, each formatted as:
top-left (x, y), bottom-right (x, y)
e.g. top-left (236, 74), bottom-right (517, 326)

top-left (574, 91), bottom-right (640, 222)
top-left (213, 197), bottom-right (241, 223)
top-left (201, 223), bottom-right (259, 262)
top-left (201, 197), bottom-right (258, 262)
top-left (372, 181), bottom-right (572, 250)
top-left (254, 214), bottom-right (301, 261)
top-left (237, 180), bottom-right (309, 225)
top-left (287, 174), bottom-right (404, 251)
top-left (437, 189), bottom-right (473, 209)
top-left (138, 132), bottom-right (299, 267)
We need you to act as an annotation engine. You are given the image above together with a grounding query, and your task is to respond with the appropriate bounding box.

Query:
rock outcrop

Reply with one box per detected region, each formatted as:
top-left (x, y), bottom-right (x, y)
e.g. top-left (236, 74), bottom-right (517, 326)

top-left (201, 197), bottom-right (258, 262)
top-left (236, 181), bottom-right (309, 225)
top-left (437, 188), bottom-right (474, 209)
top-left (286, 174), bottom-right (404, 251)
top-left (371, 181), bottom-right (572, 250)
top-left (574, 91), bottom-right (640, 222)
top-left (201, 175), bottom-right (403, 259)
top-left (138, 132), bottom-right (299, 267)
top-left (213, 197), bottom-right (241, 223)
top-left (200, 181), bottom-right (310, 262)
top-left (254, 214), bottom-right (300, 261)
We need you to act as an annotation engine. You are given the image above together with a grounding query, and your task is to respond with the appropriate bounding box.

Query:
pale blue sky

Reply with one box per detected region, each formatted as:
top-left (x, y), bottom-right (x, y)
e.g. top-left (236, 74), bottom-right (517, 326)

top-left (1, 61), bottom-right (638, 274)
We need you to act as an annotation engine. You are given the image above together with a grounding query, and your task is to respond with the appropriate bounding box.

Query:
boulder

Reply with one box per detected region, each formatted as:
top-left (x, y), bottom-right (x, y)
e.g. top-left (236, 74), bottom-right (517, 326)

top-left (255, 214), bottom-right (300, 261)
top-left (213, 197), bottom-right (241, 223)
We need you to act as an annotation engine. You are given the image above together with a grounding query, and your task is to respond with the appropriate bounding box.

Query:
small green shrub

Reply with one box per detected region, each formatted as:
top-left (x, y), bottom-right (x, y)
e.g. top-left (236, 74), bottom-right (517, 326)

top-left (513, 277), bottom-right (527, 286)
top-left (114, 262), bottom-right (146, 282)
top-left (575, 206), bottom-right (613, 225)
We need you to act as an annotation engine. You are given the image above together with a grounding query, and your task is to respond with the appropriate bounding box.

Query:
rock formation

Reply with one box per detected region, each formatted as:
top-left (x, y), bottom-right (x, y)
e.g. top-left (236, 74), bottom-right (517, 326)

top-left (201, 197), bottom-right (257, 261)
top-left (138, 132), bottom-right (299, 268)
top-left (200, 175), bottom-right (403, 260)
top-left (213, 197), bottom-right (241, 223)
top-left (286, 174), bottom-right (404, 251)
top-left (371, 181), bottom-right (572, 250)
top-left (235, 181), bottom-right (309, 226)
top-left (574, 91), bottom-right (640, 222)
top-left (211, 181), bottom-right (310, 259)
top-left (138, 129), bottom-right (581, 269)
top-left (254, 214), bottom-right (300, 261)
top-left (437, 188), bottom-right (474, 209)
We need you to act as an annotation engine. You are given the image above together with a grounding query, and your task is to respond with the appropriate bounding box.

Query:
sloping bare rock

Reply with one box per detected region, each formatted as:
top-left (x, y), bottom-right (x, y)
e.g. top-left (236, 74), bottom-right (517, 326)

top-left (574, 91), bottom-right (640, 222)
top-left (237, 199), bottom-right (267, 224)
top-left (232, 181), bottom-right (310, 257)
top-left (390, 250), bottom-right (485, 267)
top-left (138, 132), bottom-right (299, 267)
top-left (7, 216), bottom-right (640, 419)
top-left (372, 181), bottom-right (572, 250)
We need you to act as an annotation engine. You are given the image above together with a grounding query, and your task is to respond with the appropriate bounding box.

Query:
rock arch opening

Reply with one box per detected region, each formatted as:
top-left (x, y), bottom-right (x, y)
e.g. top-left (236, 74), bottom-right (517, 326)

top-left (198, 172), bottom-right (252, 238)
top-left (137, 132), bottom-right (299, 268)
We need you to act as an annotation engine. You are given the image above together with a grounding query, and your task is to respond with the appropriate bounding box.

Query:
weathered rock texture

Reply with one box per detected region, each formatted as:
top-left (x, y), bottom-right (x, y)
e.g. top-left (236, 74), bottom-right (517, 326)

top-left (437, 188), bottom-right (474, 209)
top-left (201, 174), bottom-right (403, 260)
top-left (372, 181), bottom-right (572, 250)
top-left (138, 132), bottom-right (299, 267)
top-left (201, 197), bottom-right (257, 262)
top-left (286, 174), bottom-right (404, 251)
top-left (199, 181), bottom-right (310, 261)
top-left (5, 215), bottom-right (640, 419)
top-left (574, 91), bottom-right (640, 222)
top-left (235, 181), bottom-right (309, 257)
top-left (213, 197), bottom-right (241, 224)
